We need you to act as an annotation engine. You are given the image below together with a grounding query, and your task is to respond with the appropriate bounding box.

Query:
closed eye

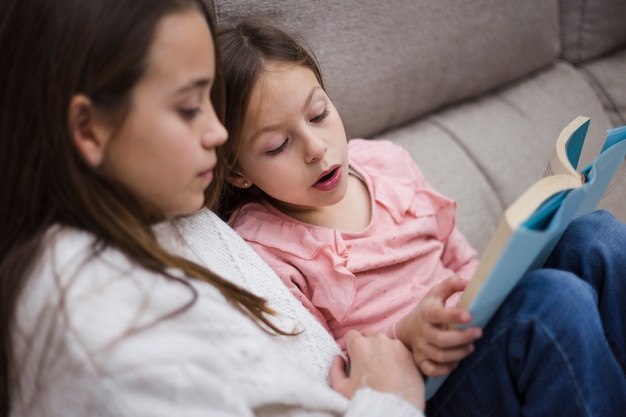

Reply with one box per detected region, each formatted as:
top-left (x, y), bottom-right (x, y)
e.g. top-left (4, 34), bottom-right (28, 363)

top-left (266, 138), bottom-right (289, 156)
top-left (179, 108), bottom-right (201, 120)
top-left (310, 109), bottom-right (329, 123)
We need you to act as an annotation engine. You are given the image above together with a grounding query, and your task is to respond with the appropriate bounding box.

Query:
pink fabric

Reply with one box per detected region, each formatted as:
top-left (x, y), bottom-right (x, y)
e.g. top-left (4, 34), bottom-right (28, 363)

top-left (229, 140), bottom-right (479, 349)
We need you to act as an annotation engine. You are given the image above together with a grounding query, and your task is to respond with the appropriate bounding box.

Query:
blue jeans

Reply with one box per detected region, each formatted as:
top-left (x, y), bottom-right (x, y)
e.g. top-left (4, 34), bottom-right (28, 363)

top-left (426, 210), bottom-right (626, 417)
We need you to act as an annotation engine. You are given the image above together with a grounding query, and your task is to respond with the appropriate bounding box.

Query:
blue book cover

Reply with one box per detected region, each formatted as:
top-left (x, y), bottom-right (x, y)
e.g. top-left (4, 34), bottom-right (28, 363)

top-left (425, 120), bottom-right (626, 399)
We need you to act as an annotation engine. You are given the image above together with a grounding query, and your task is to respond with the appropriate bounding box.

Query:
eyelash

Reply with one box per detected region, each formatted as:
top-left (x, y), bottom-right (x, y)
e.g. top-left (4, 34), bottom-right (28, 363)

top-left (310, 109), bottom-right (329, 123)
top-left (179, 108), bottom-right (201, 120)
top-left (265, 109), bottom-right (330, 157)
top-left (266, 138), bottom-right (289, 157)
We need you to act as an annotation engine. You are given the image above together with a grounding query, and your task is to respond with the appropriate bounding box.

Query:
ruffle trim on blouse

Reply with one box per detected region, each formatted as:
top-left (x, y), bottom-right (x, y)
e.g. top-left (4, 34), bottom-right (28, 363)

top-left (230, 140), bottom-right (458, 323)
top-left (231, 202), bottom-right (357, 322)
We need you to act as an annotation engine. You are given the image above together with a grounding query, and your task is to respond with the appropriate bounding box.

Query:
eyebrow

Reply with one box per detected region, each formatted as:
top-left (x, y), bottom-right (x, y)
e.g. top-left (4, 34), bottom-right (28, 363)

top-left (248, 85), bottom-right (323, 144)
top-left (175, 78), bottom-right (211, 95)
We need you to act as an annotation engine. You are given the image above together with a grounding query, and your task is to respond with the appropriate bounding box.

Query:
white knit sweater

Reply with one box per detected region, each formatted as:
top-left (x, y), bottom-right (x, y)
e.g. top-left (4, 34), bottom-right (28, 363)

top-left (11, 209), bottom-right (423, 417)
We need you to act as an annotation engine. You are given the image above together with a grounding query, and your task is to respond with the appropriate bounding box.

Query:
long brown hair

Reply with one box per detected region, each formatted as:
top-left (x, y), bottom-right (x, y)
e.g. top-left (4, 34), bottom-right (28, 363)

top-left (0, 1), bottom-right (285, 413)
top-left (205, 18), bottom-right (325, 220)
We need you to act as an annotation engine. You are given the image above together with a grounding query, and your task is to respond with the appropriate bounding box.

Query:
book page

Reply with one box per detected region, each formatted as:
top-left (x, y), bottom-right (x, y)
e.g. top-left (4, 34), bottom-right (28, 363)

top-left (543, 116), bottom-right (590, 178)
top-left (456, 218), bottom-right (511, 311)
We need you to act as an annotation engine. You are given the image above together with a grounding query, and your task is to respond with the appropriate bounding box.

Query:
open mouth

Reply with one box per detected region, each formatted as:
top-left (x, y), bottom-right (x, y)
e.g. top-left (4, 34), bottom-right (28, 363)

top-left (313, 166), bottom-right (342, 191)
top-left (316, 168), bottom-right (338, 184)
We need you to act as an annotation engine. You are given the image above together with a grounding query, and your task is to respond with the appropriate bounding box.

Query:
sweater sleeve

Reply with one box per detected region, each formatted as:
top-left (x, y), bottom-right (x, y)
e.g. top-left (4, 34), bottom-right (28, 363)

top-left (14, 267), bottom-right (424, 417)
top-left (13, 227), bottom-right (425, 417)
top-left (346, 389), bottom-right (425, 417)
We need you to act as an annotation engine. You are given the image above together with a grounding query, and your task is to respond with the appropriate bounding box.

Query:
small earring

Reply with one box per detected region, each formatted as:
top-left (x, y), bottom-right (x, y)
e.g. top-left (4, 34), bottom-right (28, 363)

top-left (243, 181), bottom-right (249, 187)
top-left (92, 151), bottom-right (103, 167)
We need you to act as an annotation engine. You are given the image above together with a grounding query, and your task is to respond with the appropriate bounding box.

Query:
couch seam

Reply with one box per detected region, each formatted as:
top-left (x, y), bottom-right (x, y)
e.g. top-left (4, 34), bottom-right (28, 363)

top-left (574, 0), bottom-right (589, 63)
top-left (578, 66), bottom-right (626, 126)
top-left (427, 119), bottom-right (506, 210)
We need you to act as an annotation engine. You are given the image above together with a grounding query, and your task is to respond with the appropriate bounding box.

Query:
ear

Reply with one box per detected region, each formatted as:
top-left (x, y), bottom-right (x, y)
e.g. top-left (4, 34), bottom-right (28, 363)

top-left (227, 171), bottom-right (252, 189)
top-left (68, 94), bottom-right (111, 168)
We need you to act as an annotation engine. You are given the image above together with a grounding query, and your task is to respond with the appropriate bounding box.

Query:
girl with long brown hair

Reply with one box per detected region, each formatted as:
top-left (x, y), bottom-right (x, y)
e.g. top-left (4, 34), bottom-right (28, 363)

top-left (0, 0), bottom-right (426, 415)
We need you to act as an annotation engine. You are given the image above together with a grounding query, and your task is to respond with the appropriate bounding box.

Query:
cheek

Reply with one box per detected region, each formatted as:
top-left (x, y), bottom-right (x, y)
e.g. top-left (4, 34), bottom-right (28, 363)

top-left (247, 159), bottom-right (297, 191)
top-left (117, 119), bottom-right (193, 182)
top-left (251, 160), bottom-right (286, 181)
top-left (142, 118), bottom-right (196, 161)
top-left (330, 117), bottom-right (347, 141)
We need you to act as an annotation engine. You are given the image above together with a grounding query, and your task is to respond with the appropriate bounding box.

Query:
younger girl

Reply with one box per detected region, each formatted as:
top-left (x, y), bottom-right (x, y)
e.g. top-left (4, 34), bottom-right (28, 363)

top-left (0, 1), bottom-right (425, 415)
top-left (211, 18), bottom-right (626, 416)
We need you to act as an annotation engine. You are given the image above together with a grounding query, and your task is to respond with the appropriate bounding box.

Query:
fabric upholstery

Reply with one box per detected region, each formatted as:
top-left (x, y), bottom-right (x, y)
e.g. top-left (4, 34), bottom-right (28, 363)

top-left (559, 0), bottom-right (626, 64)
top-left (580, 48), bottom-right (626, 126)
top-left (209, 0), bottom-right (626, 252)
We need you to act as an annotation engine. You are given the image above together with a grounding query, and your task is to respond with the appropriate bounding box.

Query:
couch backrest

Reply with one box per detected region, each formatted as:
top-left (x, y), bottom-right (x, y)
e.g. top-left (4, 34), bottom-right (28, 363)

top-left (559, 0), bottom-right (626, 64)
top-left (209, 0), bottom-right (560, 139)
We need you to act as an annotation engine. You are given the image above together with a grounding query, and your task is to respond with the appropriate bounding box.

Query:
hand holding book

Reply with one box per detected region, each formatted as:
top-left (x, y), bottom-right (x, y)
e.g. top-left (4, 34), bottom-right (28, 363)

top-left (426, 116), bottom-right (626, 399)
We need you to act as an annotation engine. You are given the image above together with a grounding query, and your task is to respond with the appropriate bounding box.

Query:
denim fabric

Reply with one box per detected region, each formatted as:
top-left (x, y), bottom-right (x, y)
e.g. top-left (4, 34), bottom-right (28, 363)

top-left (426, 210), bottom-right (626, 417)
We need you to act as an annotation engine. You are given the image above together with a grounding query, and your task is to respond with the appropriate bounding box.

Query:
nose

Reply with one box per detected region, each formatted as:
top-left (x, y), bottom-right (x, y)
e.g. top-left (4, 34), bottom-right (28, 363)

top-left (303, 131), bottom-right (327, 163)
top-left (201, 105), bottom-right (228, 149)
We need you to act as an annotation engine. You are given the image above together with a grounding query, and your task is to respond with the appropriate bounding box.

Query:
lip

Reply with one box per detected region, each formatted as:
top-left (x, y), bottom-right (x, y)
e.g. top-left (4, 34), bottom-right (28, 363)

top-left (312, 165), bottom-right (342, 191)
top-left (198, 166), bottom-right (215, 182)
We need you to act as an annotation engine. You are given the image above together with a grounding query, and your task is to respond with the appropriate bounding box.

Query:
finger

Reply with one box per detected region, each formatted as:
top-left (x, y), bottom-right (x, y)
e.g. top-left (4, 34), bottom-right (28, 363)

top-left (328, 355), bottom-right (351, 396)
top-left (425, 305), bottom-right (473, 327)
top-left (421, 325), bottom-right (482, 350)
top-left (418, 358), bottom-right (460, 377)
top-left (360, 329), bottom-right (379, 337)
top-left (417, 338), bottom-right (476, 364)
top-left (426, 276), bottom-right (468, 301)
top-left (343, 329), bottom-right (362, 347)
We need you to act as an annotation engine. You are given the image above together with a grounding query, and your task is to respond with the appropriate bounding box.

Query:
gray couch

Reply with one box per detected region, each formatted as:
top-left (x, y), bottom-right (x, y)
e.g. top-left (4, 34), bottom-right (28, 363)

top-left (209, 0), bottom-right (626, 253)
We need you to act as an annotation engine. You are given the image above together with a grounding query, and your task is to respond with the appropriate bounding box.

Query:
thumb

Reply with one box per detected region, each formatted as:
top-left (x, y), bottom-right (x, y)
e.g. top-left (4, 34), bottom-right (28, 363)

top-left (328, 355), bottom-right (351, 397)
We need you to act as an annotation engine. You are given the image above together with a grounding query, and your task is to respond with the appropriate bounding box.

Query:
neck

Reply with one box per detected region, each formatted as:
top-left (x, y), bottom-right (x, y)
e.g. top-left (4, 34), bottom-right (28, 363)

top-left (273, 173), bottom-right (371, 232)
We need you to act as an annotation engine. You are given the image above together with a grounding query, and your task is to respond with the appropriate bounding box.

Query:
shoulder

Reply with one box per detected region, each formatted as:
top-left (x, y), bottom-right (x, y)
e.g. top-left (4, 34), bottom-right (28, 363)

top-left (230, 202), bottom-right (339, 261)
top-left (15, 225), bottom-right (215, 370)
top-left (13, 225), bottom-right (269, 414)
top-left (349, 139), bottom-right (422, 178)
top-left (228, 202), bottom-right (289, 249)
top-left (167, 207), bottom-right (302, 289)
top-left (228, 201), bottom-right (280, 231)
top-left (30, 225), bottom-right (149, 296)
top-left (21, 226), bottom-right (134, 306)
top-left (348, 138), bottom-right (413, 163)
top-left (348, 139), bottom-right (428, 194)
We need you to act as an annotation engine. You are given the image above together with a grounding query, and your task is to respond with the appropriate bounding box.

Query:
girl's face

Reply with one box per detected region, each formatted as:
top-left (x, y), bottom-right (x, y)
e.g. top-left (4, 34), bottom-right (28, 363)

top-left (232, 62), bottom-right (349, 215)
top-left (98, 9), bottom-right (227, 216)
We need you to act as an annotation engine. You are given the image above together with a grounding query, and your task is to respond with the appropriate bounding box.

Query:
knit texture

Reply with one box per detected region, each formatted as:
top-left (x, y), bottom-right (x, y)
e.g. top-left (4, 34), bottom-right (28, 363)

top-left (11, 214), bottom-right (424, 416)
top-left (162, 208), bottom-right (342, 381)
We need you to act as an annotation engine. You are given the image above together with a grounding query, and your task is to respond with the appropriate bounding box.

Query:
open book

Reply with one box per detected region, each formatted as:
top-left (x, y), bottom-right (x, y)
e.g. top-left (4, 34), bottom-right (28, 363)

top-left (425, 116), bottom-right (626, 399)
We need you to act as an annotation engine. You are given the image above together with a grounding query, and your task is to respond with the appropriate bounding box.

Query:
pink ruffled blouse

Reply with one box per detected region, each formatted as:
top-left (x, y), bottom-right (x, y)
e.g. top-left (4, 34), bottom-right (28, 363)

top-left (229, 139), bottom-right (479, 349)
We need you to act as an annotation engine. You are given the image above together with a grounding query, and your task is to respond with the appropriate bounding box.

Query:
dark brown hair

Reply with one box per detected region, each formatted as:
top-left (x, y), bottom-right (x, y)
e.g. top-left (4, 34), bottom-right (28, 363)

top-left (205, 18), bottom-right (324, 220)
top-left (0, 1), bottom-right (284, 413)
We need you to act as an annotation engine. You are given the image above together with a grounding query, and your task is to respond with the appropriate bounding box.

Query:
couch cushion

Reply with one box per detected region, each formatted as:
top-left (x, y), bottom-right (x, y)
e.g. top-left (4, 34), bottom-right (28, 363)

top-left (378, 62), bottom-right (622, 251)
top-left (559, 0), bottom-right (626, 64)
top-left (210, 0), bottom-right (560, 139)
top-left (579, 48), bottom-right (626, 127)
